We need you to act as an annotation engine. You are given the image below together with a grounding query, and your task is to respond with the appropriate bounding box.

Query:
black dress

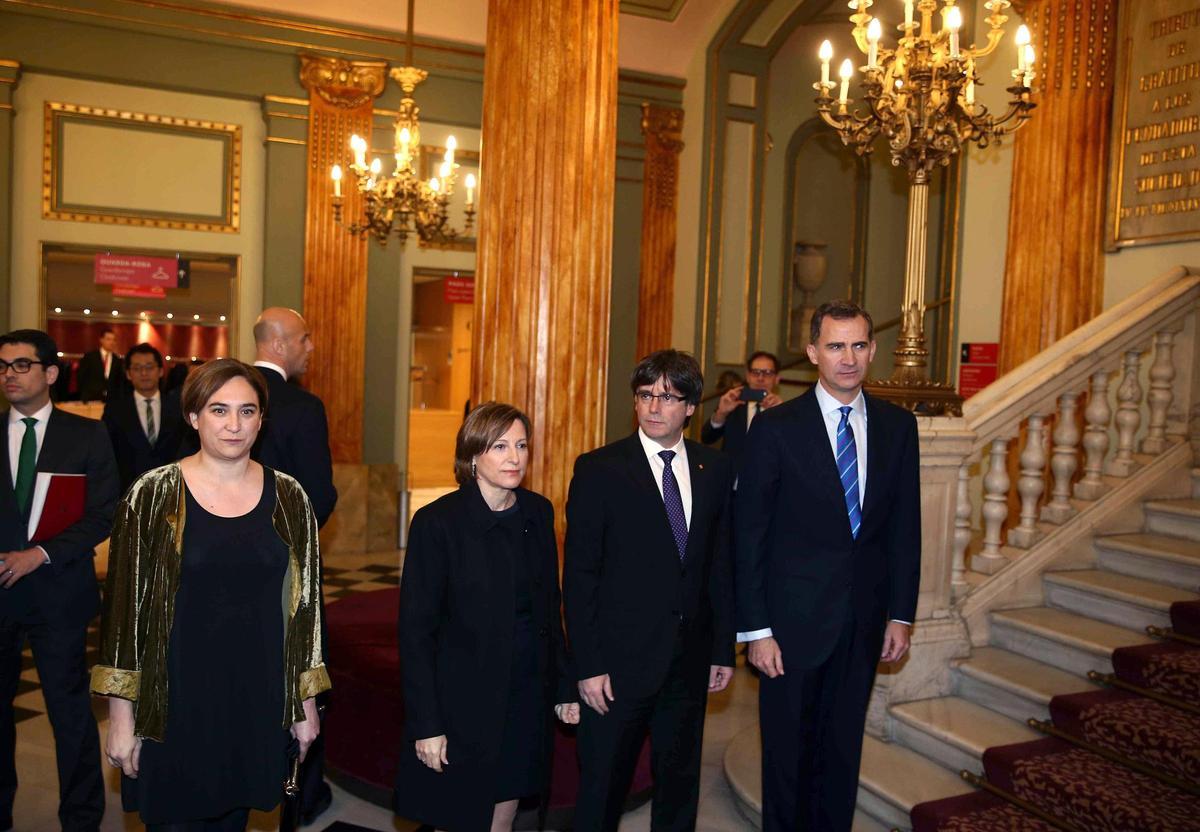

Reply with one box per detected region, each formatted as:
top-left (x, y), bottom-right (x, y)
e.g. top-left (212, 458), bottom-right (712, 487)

top-left (493, 502), bottom-right (543, 801)
top-left (123, 468), bottom-right (290, 824)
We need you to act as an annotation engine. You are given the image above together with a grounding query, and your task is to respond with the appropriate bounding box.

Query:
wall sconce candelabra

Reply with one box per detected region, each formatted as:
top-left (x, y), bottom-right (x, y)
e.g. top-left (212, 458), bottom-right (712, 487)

top-left (815, 0), bottom-right (1036, 412)
top-left (329, 0), bottom-right (477, 247)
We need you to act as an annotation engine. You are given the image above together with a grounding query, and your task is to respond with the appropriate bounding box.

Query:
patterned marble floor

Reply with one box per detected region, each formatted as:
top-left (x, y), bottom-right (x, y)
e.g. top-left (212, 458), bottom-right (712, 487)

top-left (10, 549), bottom-right (769, 831)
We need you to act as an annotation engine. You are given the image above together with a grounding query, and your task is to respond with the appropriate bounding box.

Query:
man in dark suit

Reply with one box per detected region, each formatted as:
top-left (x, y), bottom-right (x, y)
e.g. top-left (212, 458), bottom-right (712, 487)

top-left (101, 342), bottom-right (183, 493)
top-left (734, 300), bottom-right (920, 832)
top-left (700, 350), bottom-right (783, 468)
top-left (251, 307), bottom-right (337, 527)
top-left (74, 329), bottom-right (123, 403)
top-left (251, 307), bottom-right (337, 823)
top-left (0, 329), bottom-right (118, 832)
top-left (564, 350), bottom-right (736, 832)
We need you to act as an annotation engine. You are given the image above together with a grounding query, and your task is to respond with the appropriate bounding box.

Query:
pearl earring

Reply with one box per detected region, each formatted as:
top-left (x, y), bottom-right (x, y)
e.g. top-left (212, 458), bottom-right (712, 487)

top-left (471, 459), bottom-right (477, 478)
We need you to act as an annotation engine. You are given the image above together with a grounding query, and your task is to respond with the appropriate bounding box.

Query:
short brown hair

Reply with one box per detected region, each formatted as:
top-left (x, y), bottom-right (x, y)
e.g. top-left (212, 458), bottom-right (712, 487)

top-left (810, 299), bottom-right (874, 344)
top-left (454, 402), bottom-right (531, 486)
top-left (181, 358), bottom-right (269, 420)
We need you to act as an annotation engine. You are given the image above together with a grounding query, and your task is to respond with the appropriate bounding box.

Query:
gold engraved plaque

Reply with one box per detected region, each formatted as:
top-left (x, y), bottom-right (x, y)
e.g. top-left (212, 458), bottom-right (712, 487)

top-left (1109, 1), bottom-right (1200, 249)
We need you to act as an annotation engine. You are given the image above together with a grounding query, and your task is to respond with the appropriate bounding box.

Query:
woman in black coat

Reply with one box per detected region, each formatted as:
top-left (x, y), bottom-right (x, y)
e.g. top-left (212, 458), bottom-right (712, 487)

top-left (395, 402), bottom-right (578, 831)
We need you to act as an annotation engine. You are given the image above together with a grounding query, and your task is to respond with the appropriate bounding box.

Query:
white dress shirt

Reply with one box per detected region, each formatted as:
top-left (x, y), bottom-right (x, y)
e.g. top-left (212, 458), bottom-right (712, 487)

top-left (637, 428), bottom-right (692, 528)
top-left (135, 390), bottom-right (162, 442)
top-left (100, 348), bottom-right (112, 379)
top-left (7, 402), bottom-right (53, 563)
top-left (253, 360), bottom-right (287, 381)
top-left (737, 383), bottom-right (906, 644)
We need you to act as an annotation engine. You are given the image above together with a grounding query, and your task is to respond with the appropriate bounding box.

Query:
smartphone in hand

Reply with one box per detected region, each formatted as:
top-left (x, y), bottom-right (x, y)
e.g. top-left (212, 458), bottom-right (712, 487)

top-left (738, 388), bottom-right (767, 403)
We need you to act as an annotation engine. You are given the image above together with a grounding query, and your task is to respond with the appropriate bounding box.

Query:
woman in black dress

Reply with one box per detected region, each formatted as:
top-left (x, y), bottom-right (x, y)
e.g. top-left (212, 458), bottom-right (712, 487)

top-left (92, 359), bottom-right (328, 831)
top-left (395, 402), bottom-right (578, 832)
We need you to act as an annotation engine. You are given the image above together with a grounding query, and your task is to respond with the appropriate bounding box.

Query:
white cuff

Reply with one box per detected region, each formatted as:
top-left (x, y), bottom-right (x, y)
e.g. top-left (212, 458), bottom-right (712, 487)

top-left (38, 546), bottom-right (50, 565)
top-left (889, 619), bottom-right (912, 626)
top-left (737, 628), bottom-right (773, 643)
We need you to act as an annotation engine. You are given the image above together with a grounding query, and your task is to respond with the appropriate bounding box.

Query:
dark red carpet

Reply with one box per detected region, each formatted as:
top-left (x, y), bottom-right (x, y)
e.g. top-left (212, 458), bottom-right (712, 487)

top-left (909, 789), bottom-right (1056, 832)
top-left (1112, 640), bottom-right (1200, 706)
top-left (322, 588), bottom-right (653, 824)
top-left (1172, 599), bottom-right (1200, 638)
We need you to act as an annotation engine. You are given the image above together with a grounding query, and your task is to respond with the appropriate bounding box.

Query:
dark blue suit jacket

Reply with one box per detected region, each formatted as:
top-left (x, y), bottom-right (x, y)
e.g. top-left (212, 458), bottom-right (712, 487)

top-left (102, 389), bottom-right (184, 494)
top-left (733, 387), bottom-right (921, 669)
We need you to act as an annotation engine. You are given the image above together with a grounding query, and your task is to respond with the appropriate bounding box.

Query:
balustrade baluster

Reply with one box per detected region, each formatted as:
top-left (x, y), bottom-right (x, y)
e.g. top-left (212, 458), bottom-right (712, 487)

top-left (1075, 370), bottom-right (1111, 500)
top-left (974, 437), bottom-right (1012, 574)
top-left (952, 462), bottom-right (971, 595)
top-left (1105, 350), bottom-right (1144, 477)
top-left (1041, 392), bottom-right (1080, 523)
top-left (1140, 330), bottom-right (1176, 454)
top-left (1009, 414), bottom-right (1047, 548)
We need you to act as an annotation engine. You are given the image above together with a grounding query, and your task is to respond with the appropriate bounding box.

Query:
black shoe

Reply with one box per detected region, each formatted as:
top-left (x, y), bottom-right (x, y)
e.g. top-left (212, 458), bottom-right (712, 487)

top-left (299, 782), bottom-right (333, 826)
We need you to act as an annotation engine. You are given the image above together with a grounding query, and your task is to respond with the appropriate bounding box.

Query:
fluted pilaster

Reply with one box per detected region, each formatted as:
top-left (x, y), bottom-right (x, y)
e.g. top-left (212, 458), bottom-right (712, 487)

top-left (636, 103), bottom-right (684, 359)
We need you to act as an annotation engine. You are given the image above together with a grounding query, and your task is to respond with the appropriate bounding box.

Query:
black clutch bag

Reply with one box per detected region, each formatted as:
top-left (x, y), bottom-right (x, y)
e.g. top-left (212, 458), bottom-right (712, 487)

top-left (279, 736), bottom-right (302, 832)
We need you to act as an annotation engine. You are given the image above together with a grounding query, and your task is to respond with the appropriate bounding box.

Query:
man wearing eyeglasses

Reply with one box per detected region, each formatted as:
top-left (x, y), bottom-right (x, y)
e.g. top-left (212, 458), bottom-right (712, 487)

top-left (0, 329), bottom-right (118, 832)
top-left (701, 351), bottom-right (783, 469)
top-left (101, 343), bottom-right (184, 494)
top-left (564, 349), bottom-right (736, 832)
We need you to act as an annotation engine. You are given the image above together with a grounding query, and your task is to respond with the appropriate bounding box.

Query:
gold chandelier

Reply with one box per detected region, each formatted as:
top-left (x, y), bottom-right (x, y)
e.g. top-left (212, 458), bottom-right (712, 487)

top-left (815, 0), bottom-right (1036, 412)
top-left (329, 0), bottom-right (476, 247)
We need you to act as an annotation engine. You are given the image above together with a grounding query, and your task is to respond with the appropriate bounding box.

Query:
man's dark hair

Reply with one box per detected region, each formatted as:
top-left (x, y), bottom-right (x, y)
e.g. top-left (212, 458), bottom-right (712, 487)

top-left (0, 329), bottom-right (58, 365)
top-left (810, 299), bottom-right (874, 344)
top-left (126, 342), bottom-right (163, 368)
top-left (99, 327), bottom-right (115, 338)
top-left (630, 350), bottom-right (704, 406)
top-left (746, 350), bottom-right (779, 373)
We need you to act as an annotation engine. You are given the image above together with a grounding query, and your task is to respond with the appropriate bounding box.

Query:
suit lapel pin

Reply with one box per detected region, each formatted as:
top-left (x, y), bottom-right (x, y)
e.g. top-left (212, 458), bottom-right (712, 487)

top-left (698, 463), bottom-right (704, 470)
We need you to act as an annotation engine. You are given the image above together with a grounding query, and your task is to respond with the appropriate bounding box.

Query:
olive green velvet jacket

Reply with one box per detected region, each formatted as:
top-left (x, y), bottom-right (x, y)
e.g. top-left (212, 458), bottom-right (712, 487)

top-left (89, 463), bottom-right (331, 741)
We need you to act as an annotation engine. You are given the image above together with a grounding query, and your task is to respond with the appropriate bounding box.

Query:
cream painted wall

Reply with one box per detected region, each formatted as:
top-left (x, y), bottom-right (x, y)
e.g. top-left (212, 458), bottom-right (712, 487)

top-left (672, 0), bottom-right (741, 354)
top-left (10, 73), bottom-right (265, 358)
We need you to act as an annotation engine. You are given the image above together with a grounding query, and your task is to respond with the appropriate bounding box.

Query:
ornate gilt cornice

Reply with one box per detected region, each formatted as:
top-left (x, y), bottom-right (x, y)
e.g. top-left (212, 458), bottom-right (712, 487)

top-left (640, 103), bottom-right (684, 155)
top-left (299, 54), bottom-right (387, 109)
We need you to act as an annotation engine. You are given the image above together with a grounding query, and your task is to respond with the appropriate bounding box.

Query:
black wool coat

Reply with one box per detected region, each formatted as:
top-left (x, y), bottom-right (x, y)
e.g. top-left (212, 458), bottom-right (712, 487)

top-left (394, 482), bottom-right (573, 831)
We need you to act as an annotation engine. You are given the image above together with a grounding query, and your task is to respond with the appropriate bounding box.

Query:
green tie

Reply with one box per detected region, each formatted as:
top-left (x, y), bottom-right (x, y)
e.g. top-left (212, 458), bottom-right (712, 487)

top-left (14, 417), bottom-right (37, 515)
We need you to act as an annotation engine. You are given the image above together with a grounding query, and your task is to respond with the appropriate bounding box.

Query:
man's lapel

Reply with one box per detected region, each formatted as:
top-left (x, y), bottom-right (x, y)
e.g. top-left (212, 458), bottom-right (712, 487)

top-left (861, 393), bottom-right (889, 525)
top-left (623, 433), bottom-right (680, 556)
top-left (683, 443), bottom-right (708, 558)
top-left (0, 411), bottom-right (12, 495)
top-left (35, 407), bottom-right (68, 474)
top-left (797, 389), bottom-right (847, 515)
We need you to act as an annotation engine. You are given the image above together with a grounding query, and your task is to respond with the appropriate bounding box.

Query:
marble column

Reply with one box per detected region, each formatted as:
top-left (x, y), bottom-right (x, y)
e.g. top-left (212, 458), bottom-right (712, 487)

top-left (636, 103), bottom-right (684, 359)
top-left (298, 55), bottom-right (387, 463)
top-left (473, 0), bottom-right (619, 519)
top-left (999, 0), bottom-right (1117, 373)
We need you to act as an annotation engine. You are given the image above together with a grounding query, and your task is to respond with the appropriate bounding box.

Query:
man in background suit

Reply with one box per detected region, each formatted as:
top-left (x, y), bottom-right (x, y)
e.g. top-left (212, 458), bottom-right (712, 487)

top-left (564, 350), bottom-right (735, 832)
top-left (734, 300), bottom-right (920, 832)
top-left (251, 306), bottom-right (337, 823)
top-left (102, 342), bottom-right (183, 493)
top-left (75, 329), bottom-right (123, 403)
top-left (701, 351), bottom-right (783, 469)
top-left (0, 329), bottom-right (118, 832)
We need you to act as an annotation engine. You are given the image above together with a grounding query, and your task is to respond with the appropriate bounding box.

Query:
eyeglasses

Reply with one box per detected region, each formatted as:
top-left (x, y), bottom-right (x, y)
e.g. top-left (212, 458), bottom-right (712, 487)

top-left (128, 364), bottom-right (161, 373)
top-left (747, 368), bottom-right (777, 378)
top-left (0, 359), bottom-right (48, 375)
top-left (635, 391), bottom-right (689, 405)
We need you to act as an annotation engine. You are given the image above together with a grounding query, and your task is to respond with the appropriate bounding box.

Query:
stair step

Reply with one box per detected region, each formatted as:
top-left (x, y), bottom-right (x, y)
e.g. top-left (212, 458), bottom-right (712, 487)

top-left (1043, 569), bottom-right (1198, 631)
top-left (1144, 498), bottom-right (1200, 541)
top-left (953, 647), bottom-right (1093, 723)
top-left (889, 696), bottom-right (1040, 775)
top-left (1192, 467), bottom-right (1200, 499)
top-left (1092, 532), bottom-right (1200, 590)
top-left (989, 607), bottom-right (1146, 677)
top-left (856, 734), bottom-right (969, 831)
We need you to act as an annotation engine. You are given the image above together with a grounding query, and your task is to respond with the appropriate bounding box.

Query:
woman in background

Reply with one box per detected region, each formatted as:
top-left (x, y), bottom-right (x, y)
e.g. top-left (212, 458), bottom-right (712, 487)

top-left (92, 359), bottom-right (328, 831)
top-left (395, 402), bottom-right (578, 832)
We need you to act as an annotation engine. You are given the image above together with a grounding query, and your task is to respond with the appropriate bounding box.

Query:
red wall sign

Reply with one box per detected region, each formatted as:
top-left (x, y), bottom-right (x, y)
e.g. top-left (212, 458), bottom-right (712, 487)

top-left (958, 341), bottom-right (1000, 399)
top-left (94, 254), bottom-right (180, 288)
top-left (443, 276), bottom-right (475, 304)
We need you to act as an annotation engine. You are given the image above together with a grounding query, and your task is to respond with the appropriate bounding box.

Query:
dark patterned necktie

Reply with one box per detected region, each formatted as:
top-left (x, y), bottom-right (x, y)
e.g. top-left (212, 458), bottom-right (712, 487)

top-left (145, 398), bottom-right (157, 445)
top-left (837, 406), bottom-right (862, 539)
top-left (658, 450), bottom-right (688, 559)
top-left (14, 417), bottom-right (37, 515)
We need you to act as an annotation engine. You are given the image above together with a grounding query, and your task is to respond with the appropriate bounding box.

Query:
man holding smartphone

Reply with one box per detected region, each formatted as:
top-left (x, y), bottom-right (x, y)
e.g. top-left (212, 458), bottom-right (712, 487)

top-left (701, 351), bottom-right (783, 469)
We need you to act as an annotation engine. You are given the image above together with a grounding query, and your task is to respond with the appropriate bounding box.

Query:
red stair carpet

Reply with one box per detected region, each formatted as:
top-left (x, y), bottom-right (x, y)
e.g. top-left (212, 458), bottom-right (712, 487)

top-left (321, 588), bottom-right (653, 828)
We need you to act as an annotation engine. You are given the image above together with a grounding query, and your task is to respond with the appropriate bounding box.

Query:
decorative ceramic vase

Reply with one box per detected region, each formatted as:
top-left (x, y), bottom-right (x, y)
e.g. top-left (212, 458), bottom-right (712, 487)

top-left (790, 241), bottom-right (828, 351)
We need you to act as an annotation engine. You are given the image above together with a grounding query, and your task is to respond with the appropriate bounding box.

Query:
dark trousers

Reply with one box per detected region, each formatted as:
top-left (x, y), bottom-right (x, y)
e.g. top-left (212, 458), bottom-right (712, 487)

top-left (146, 807), bottom-right (248, 831)
top-left (0, 611), bottom-right (104, 832)
top-left (759, 618), bottom-right (878, 832)
top-left (573, 634), bottom-right (707, 832)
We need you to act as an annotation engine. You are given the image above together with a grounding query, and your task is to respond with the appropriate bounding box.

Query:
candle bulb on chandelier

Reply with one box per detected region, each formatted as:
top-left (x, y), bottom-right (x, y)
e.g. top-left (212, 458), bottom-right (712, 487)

top-left (1023, 45), bottom-right (1036, 87)
top-left (965, 78), bottom-right (975, 108)
top-left (819, 39), bottom-right (834, 85)
top-left (439, 160), bottom-right (452, 179)
top-left (1015, 24), bottom-right (1030, 71)
top-left (444, 135), bottom-right (457, 165)
top-left (429, 177), bottom-right (441, 193)
top-left (465, 173), bottom-right (476, 205)
top-left (370, 157), bottom-right (383, 176)
top-left (351, 134), bottom-right (367, 170)
top-left (867, 19), bottom-right (881, 69)
top-left (838, 58), bottom-right (853, 105)
top-left (903, 0), bottom-right (914, 30)
top-left (945, 6), bottom-right (962, 59)
top-left (331, 164), bottom-right (342, 198)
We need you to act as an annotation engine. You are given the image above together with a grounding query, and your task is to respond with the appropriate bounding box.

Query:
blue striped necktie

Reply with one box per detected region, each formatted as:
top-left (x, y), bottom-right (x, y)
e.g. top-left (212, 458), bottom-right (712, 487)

top-left (836, 406), bottom-right (862, 539)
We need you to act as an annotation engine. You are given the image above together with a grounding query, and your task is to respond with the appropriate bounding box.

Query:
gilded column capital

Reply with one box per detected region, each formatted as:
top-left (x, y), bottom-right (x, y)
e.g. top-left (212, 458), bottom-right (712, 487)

top-left (640, 103), bottom-right (684, 155)
top-left (299, 54), bottom-right (387, 109)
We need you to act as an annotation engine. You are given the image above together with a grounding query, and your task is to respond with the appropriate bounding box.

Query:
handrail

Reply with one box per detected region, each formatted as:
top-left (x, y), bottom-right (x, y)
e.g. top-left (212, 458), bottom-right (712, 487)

top-left (963, 266), bottom-right (1200, 450)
